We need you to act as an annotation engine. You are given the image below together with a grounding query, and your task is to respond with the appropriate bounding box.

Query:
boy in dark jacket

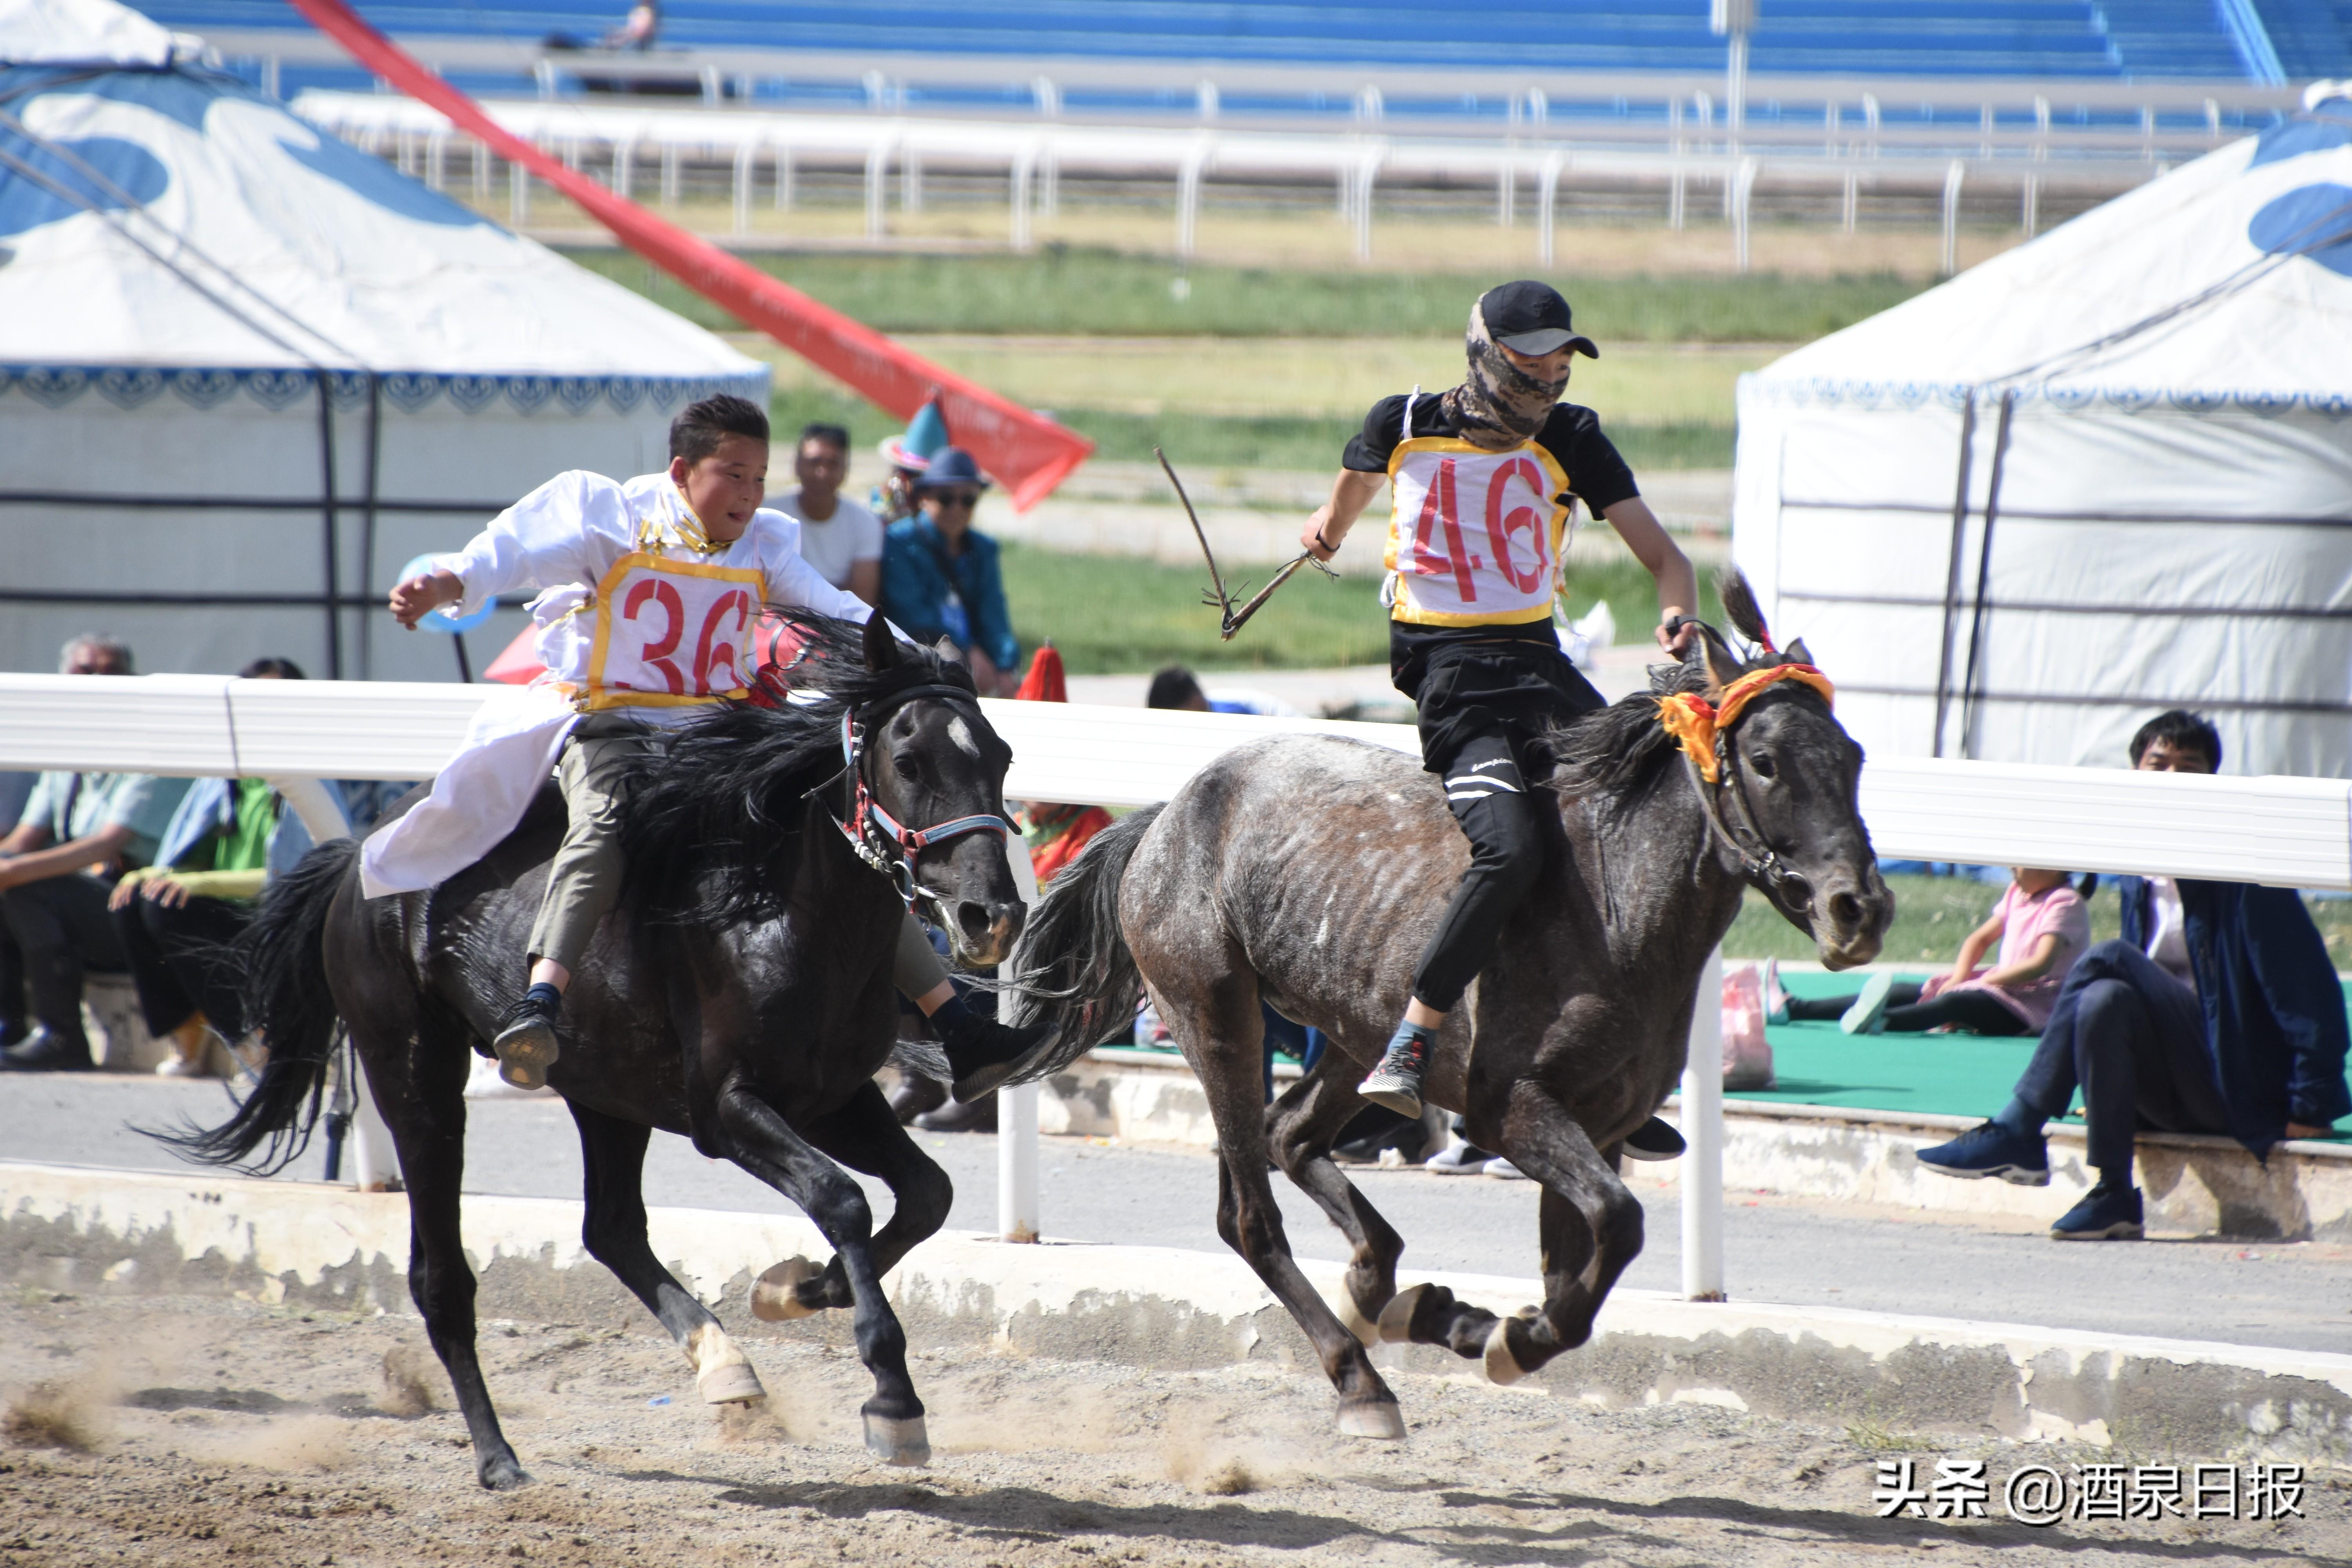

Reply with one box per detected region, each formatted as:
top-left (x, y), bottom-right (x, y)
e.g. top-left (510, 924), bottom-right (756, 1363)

top-left (1918, 711), bottom-right (2350, 1238)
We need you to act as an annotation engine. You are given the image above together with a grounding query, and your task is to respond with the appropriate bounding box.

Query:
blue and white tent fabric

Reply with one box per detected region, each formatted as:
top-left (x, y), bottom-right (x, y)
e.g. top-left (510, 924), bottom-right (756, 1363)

top-left (1733, 85), bottom-right (2352, 780)
top-left (0, 0), bottom-right (767, 681)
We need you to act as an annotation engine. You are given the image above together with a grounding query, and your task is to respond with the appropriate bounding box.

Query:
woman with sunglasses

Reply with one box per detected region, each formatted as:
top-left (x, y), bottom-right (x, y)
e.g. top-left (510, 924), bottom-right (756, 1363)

top-left (880, 446), bottom-right (1023, 697)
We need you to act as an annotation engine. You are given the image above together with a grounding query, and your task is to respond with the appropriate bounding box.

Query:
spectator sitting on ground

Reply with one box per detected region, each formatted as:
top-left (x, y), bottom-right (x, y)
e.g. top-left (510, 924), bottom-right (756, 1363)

top-left (881, 446), bottom-right (1022, 697)
top-left (0, 635), bottom-right (190, 1074)
top-left (775, 422), bottom-right (884, 606)
top-left (1144, 664), bottom-right (1302, 718)
top-left (106, 657), bottom-right (327, 1080)
top-left (1918, 710), bottom-right (2352, 1240)
top-left (1768, 866), bottom-right (2090, 1037)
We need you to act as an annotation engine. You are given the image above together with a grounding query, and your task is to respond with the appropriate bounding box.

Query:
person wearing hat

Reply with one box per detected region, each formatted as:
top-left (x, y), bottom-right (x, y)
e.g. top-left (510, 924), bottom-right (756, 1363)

top-left (873, 396), bottom-right (951, 525)
top-left (1299, 280), bottom-right (1697, 1155)
top-left (881, 446), bottom-right (1022, 697)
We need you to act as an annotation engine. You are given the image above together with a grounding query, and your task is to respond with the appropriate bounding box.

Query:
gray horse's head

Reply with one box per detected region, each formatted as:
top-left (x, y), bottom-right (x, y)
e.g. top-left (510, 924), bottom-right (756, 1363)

top-left (859, 614), bottom-right (1027, 967)
top-left (1681, 586), bottom-right (1891, 969)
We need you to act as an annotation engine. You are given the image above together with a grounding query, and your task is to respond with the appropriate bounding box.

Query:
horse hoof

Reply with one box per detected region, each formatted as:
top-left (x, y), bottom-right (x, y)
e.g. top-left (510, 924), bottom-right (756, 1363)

top-left (1336, 1400), bottom-right (1406, 1441)
top-left (1335, 1293), bottom-right (1382, 1348)
top-left (863, 1413), bottom-right (931, 1467)
top-left (698, 1360), bottom-right (766, 1405)
top-left (477, 1454), bottom-right (532, 1491)
top-left (1376, 1283), bottom-right (1430, 1345)
top-left (751, 1256), bottom-right (824, 1322)
top-left (1483, 1319), bottom-right (1529, 1386)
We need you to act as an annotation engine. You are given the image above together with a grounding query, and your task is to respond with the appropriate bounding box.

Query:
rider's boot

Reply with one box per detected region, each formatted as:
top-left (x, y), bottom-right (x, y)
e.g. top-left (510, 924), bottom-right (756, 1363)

top-left (1622, 1116), bottom-right (1687, 1161)
top-left (929, 993), bottom-right (1048, 1104)
top-left (1357, 1017), bottom-right (1437, 1118)
top-left (492, 982), bottom-right (563, 1092)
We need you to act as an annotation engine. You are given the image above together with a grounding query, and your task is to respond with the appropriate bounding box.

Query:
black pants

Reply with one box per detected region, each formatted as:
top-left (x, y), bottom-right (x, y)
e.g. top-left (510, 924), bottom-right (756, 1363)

top-left (0, 872), bottom-right (126, 1050)
top-left (113, 892), bottom-right (251, 1041)
top-left (2013, 939), bottom-right (2227, 1176)
top-left (1411, 733), bottom-right (1547, 1013)
top-left (1787, 984), bottom-right (2029, 1036)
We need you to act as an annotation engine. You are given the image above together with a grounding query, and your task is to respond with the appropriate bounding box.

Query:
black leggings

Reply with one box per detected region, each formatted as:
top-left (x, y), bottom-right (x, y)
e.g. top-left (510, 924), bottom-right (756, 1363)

top-left (1787, 983), bottom-right (2029, 1036)
top-left (1411, 732), bottom-right (1545, 1013)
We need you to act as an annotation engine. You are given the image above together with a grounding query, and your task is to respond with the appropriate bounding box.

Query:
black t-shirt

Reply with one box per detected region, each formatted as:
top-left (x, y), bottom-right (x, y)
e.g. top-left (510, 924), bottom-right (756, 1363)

top-left (1341, 393), bottom-right (1641, 516)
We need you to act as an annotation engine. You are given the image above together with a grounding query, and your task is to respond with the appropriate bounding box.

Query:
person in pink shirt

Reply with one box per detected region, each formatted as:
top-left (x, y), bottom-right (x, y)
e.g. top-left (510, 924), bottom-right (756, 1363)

top-left (1768, 868), bottom-right (2090, 1036)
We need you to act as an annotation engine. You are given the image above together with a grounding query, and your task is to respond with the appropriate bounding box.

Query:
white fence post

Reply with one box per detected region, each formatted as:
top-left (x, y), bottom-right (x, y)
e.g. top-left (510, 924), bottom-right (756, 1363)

top-left (1000, 845), bottom-right (1042, 1242)
top-left (347, 1055), bottom-right (401, 1192)
top-left (1942, 158), bottom-right (1965, 275)
top-left (1680, 944), bottom-right (1726, 1301)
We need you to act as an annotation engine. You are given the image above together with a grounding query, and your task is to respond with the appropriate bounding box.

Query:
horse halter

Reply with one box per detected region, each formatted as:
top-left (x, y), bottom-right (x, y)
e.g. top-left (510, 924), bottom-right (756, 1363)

top-left (1659, 663), bottom-right (1838, 920)
top-left (821, 682), bottom-right (1015, 914)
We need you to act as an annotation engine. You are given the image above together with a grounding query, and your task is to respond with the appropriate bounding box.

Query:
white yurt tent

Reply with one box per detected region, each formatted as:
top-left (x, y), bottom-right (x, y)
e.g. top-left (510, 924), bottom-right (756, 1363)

top-left (1733, 87), bottom-right (2352, 780)
top-left (0, 0), bottom-right (767, 681)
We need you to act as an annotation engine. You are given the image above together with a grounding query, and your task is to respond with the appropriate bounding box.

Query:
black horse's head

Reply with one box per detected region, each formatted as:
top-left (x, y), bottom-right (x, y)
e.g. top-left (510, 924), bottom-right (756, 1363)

top-left (855, 613), bottom-right (1026, 967)
top-left (1681, 575), bottom-right (1892, 969)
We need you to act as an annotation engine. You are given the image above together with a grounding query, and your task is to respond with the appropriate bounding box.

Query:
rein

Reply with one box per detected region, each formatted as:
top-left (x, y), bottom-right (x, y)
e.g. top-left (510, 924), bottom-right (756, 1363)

top-left (813, 681), bottom-right (1015, 914)
top-left (1657, 663), bottom-right (1837, 915)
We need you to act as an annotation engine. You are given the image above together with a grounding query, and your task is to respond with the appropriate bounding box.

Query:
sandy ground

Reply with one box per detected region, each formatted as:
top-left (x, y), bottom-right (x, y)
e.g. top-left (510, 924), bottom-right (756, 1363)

top-left (2, 1293), bottom-right (2342, 1568)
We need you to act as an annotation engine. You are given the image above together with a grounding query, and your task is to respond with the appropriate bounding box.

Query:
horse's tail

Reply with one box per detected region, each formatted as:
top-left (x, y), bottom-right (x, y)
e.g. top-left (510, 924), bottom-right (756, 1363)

top-left (1001, 803), bottom-right (1163, 1082)
top-left (145, 837), bottom-right (358, 1175)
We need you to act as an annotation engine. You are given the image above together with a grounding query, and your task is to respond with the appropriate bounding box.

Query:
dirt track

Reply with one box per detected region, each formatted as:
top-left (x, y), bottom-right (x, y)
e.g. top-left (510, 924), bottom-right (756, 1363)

top-left (2, 1293), bottom-right (2342, 1567)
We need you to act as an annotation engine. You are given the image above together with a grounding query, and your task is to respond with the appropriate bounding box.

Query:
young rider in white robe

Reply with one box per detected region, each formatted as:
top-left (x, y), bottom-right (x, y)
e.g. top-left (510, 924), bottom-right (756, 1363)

top-left (375, 394), bottom-right (1039, 1093)
top-left (1299, 283), bottom-right (1699, 1160)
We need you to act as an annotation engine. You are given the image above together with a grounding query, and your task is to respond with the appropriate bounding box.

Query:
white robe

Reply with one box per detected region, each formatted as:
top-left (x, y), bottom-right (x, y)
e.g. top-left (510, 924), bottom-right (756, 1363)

top-left (359, 470), bottom-right (872, 898)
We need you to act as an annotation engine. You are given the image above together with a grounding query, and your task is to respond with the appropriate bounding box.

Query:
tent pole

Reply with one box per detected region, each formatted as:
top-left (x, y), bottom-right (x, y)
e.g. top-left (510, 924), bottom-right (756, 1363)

top-left (358, 372), bottom-right (381, 682)
top-left (317, 374), bottom-right (343, 681)
top-left (1957, 392), bottom-right (2016, 759)
top-left (1931, 391), bottom-right (1978, 759)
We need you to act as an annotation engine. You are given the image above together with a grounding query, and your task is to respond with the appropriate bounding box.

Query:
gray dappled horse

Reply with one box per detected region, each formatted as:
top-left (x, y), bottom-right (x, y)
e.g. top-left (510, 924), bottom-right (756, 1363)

top-left (159, 614), bottom-right (1022, 1486)
top-left (1007, 581), bottom-right (1891, 1438)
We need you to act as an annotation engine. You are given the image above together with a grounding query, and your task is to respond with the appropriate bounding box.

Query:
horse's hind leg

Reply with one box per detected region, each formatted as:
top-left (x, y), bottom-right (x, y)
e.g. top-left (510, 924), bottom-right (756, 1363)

top-left (702, 1073), bottom-right (929, 1465)
top-left (1169, 977), bottom-right (1405, 1440)
top-left (364, 1006), bottom-right (531, 1488)
top-left (1266, 1061), bottom-right (1406, 1346)
top-left (760, 1080), bottom-right (954, 1318)
top-left (570, 1102), bottom-right (766, 1405)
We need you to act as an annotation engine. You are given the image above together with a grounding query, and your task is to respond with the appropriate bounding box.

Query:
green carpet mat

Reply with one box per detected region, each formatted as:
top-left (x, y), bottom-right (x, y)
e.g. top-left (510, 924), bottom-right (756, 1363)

top-left (1737, 971), bottom-right (2043, 1119)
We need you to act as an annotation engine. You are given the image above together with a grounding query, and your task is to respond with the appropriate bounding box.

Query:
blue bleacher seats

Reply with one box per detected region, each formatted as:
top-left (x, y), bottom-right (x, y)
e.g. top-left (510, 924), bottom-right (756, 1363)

top-left (127, 0), bottom-right (2302, 88)
top-left (2255, 0), bottom-right (2352, 77)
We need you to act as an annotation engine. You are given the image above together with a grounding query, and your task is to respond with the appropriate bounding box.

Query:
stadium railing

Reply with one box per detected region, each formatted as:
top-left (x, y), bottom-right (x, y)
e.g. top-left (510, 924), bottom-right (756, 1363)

top-left (4, 671), bottom-right (2347, 1292)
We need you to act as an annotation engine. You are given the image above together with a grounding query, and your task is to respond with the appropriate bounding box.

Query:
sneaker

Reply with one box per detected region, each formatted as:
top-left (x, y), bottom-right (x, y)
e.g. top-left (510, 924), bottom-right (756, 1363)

top-left (1358, 1020), bottom-right (1436, 1118)
top-left (0, 1029), bottom-right (95, 1073)
top-left (2051, 1181), bottom-right (2143, 1241)
top-left (1481, 1157), bottom-right (1528, 1180)
top-left (1425, 1138), bottom-right (1496, 1175)
top-left (1761, 958), bottom-right (1791, 1026)
top-left (1840, 971), bottom-right (1896, 1035)
top-left (1916, 1120), bottom-right (2050, 1186)
top-left (491, 991), bottom-right (563, 1092)
top-left (1622, 1116), bottom-right (1686, 1162)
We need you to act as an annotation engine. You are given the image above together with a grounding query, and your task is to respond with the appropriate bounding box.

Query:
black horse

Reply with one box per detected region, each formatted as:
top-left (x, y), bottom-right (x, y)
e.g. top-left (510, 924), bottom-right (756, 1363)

top-left (160, 613), bottom-right (1022, 1486)
top-left (1005, 578), bottom-right (1891, 1437)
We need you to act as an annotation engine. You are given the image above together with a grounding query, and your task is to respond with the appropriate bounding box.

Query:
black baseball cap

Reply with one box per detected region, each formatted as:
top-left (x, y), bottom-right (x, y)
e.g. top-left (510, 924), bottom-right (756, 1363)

top-left (1478, 280), bottom-right (1599, 359)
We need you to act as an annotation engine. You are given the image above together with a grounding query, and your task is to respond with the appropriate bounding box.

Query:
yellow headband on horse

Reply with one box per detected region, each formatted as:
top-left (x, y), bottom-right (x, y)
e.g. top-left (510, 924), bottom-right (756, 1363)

top-left (1657, 664), bottom-right (1836, 783)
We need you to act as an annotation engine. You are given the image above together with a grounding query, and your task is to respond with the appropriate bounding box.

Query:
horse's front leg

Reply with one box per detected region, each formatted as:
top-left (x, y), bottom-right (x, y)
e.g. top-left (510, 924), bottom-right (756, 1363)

top-left (702, 1069), bottom-right (929, 1464)
top-left (1266, 1056), bottom-right (1407, 1346)
top-left (1383, 1079), bottom-right (1642, 1384)
top-left (759, 1079), bottom-right (956, 1318)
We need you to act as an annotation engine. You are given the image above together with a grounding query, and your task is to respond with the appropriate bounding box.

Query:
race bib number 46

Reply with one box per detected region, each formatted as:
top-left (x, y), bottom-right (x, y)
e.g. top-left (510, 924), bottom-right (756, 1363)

top-left (583, 552), bottom-right (763, 710)
top-left (1385, 440), bottom-right (1571, 622)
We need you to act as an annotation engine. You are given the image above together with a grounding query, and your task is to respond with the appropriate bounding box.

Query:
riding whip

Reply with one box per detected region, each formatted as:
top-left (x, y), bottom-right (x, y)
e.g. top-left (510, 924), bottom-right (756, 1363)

top-left (1156, 447), bottom-right (1336, 641)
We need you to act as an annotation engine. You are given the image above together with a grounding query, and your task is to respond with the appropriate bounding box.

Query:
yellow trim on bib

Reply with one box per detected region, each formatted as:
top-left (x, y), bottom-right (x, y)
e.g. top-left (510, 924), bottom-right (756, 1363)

top-left (579, 549), bottom-right (765, 712)
top-left (1384, 434), bottom-right (1573, 627)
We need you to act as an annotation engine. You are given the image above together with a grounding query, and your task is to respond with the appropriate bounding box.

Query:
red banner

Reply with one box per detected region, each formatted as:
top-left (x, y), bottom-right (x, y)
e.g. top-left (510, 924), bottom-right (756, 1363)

top-left (281, 0), bottom-right (1093, 511)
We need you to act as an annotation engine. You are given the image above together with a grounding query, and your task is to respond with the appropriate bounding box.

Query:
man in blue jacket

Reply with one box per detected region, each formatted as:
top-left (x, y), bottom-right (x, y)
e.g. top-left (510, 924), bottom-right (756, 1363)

top-left (1919, 711), bottom-right (2350, 1238)
top-left (881, 447), bottom-right (1021, 696)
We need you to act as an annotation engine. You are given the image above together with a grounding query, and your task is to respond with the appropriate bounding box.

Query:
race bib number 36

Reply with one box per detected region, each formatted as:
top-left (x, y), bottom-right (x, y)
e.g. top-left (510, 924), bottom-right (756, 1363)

top-left (583, 552), bottom-right (764, 710)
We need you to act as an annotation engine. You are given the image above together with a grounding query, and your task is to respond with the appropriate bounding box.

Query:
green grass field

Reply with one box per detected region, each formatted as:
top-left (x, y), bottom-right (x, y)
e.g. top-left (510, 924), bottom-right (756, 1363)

top-left (566, 247), bottom-right (1923, 342)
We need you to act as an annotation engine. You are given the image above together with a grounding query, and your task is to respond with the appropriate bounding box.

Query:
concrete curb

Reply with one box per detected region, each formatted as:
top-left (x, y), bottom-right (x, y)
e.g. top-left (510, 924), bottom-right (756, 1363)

top-left (1042, 1056), bottom-right (2352, 1241)
top-left (4, 1160), bottom-right (2346, 1465)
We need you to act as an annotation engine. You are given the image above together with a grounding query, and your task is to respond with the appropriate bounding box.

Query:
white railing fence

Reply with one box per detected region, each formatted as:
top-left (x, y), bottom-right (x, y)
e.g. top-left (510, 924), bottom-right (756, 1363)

top-left (5, 672), bottom-right (2347, 1294)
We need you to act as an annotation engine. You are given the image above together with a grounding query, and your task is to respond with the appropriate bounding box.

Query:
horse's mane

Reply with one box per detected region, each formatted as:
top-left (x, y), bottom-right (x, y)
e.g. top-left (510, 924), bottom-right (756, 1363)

top-left (1541, 567), bottom-right (1818, 804)
top-left (616, 610), bottom-right (976, 931)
